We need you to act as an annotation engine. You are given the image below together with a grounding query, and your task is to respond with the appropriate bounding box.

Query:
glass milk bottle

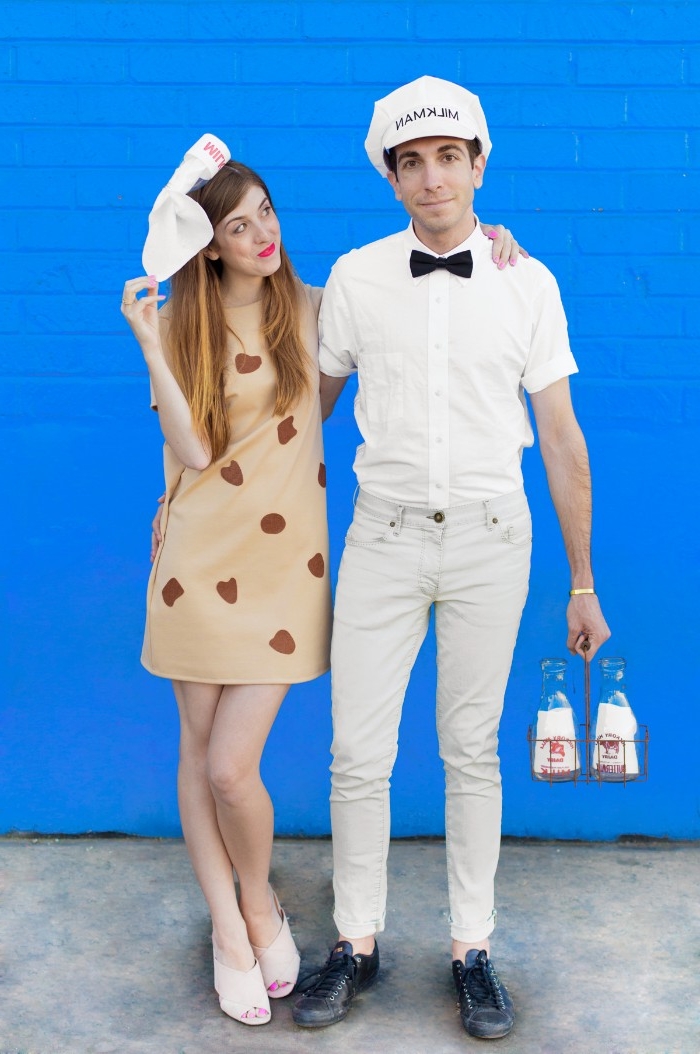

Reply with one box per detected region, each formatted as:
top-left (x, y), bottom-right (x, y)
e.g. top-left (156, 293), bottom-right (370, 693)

top-left (533, 658), bottom-right (581, 781)
top-left (591, 657), bottom-right (639, 781)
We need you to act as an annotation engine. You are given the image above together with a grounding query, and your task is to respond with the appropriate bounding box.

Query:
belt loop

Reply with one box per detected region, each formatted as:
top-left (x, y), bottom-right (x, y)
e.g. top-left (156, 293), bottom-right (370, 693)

top-left (484, 498), bottom-right (494, 531)
top-left (392, 505), bottom-right (404, 536)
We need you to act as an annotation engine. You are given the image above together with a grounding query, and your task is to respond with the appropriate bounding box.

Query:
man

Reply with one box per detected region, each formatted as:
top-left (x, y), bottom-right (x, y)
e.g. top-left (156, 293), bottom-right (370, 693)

top-left (292, 76), bottom-right (610, 1039)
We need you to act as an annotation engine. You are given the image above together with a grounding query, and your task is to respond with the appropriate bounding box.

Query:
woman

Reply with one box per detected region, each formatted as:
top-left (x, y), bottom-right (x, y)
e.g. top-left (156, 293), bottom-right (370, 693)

top-left (123, 153), bottom-right (519, 1028)
top-left (122, 159), bottom-right (331, 1026)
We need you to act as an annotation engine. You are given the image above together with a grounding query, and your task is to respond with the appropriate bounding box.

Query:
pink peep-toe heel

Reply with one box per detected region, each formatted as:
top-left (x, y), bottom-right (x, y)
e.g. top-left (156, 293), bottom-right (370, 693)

top-left (213, 950), bottom-right (271, 1025)
top-left (250, 890), bottom-right (301, 998)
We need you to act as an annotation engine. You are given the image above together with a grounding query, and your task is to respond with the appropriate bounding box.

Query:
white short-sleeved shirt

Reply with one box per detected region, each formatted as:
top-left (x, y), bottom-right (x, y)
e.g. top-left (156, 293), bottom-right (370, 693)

top-left (319, 218), bottom-right (578, 506)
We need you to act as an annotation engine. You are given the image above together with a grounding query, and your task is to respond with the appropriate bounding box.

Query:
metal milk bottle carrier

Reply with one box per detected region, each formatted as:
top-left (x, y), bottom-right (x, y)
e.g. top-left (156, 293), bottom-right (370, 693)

top-left (528, 652), bottom-right (648, 785)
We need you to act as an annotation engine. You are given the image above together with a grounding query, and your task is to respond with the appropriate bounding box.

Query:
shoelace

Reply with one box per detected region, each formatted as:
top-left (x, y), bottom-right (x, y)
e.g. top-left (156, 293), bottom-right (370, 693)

top-left (461, 953), bottom-right (506, 1011)
top-left (297, 952), bottom-right (356, 998)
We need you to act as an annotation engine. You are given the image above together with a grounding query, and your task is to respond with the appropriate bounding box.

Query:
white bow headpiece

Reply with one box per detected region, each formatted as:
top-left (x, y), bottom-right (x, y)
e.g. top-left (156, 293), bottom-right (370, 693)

top-left (142, 134), bottom-right (231, 281)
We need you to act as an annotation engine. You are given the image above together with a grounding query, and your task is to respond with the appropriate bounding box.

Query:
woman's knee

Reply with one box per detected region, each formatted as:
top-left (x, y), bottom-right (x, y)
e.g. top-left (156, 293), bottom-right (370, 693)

top-left (207, 754), bottom-right (259, 806)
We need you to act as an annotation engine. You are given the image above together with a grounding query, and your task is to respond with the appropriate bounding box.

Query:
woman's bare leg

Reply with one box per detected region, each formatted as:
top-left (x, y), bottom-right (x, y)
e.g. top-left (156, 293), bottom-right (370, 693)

top-left (173, 680), bottom-right (249, 973)
top-left (206, 683), bottom-right (289, 951)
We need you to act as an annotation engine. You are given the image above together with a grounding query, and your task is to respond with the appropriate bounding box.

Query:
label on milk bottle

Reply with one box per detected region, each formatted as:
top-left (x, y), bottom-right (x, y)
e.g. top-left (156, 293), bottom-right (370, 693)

top-left (534, 709), bottom-right (580, 778)
top-left (592, 703), bottom-right (639, 776)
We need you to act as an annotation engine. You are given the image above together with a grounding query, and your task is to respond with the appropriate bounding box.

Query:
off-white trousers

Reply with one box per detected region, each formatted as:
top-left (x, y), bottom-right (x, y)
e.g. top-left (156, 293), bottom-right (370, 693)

top-left (330, 488), bottom-right (531, 943)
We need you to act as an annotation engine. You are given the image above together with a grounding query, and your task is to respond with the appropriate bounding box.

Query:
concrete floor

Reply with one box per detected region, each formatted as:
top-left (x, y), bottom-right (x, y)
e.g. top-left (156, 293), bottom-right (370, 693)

top-left (1, 837), bottom-right (698, 1054)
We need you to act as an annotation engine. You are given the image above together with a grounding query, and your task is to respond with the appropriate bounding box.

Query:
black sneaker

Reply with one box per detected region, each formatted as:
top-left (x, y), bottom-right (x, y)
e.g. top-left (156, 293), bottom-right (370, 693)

top-left (292, 940), bottom-right (379, 1028)
top-left (452, 949), bottom-right (514, 1039)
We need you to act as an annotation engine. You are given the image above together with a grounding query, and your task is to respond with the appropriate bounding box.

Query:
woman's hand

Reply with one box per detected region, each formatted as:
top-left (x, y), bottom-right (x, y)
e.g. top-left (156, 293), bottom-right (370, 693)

top-left (150, 494), bottom-right (165, 563)
top-left (121, 275), bottom-right (166, 356)
top-left (480, 223), bottom-right (529, 269)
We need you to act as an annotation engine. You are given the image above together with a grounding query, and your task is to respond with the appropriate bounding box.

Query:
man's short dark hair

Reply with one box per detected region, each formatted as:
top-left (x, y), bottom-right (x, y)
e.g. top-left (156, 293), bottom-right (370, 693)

top-left (384, 137), bottom-right (483, 176)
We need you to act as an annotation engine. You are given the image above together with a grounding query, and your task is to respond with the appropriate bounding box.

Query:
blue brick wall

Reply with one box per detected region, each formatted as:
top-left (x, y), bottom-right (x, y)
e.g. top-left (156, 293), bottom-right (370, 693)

top-left (2, 1), bottom-right (698, 840)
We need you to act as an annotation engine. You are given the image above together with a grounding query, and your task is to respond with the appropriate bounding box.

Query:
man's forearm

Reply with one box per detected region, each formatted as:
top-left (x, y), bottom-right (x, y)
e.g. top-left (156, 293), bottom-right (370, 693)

top-left (540, 421), bottom-right (595, 588)
top-left (531, 379), bottom-right (611, 658)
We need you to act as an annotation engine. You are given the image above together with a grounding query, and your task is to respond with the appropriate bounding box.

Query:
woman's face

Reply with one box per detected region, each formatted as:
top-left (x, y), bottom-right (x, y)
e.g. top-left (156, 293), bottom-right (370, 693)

top-left (205, 183), bottom-right (282, 279)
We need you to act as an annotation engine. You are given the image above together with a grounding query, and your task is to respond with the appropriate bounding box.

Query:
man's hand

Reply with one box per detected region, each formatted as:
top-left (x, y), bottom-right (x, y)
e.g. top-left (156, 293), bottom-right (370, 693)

top-left (566, 593), bottom-right (611, 661)
top-left (150, 494), bottom-right (165, 563)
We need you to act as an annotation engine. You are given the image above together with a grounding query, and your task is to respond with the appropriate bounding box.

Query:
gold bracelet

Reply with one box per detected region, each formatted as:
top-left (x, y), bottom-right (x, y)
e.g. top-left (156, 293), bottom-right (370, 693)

top-left (569, 588), bottom-right (596, 596)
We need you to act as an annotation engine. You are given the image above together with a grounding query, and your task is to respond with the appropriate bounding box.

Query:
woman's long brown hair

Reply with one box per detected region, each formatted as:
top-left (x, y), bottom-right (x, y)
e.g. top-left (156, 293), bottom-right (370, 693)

top-left (167, 161), bottom-right (310, 462)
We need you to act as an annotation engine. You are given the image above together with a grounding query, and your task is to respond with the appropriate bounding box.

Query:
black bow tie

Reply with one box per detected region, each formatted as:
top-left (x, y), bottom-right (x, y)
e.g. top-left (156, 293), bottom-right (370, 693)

top-left (409, 249), bottom-right (473, 279)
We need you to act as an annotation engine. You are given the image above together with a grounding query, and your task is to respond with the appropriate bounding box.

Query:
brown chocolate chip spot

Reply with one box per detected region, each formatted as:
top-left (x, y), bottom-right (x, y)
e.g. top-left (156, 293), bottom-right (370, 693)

top-left (216, 578), bottom-right (238, 604)
top-left (277, 416), bottom-right (297, 444)
top-left (269, 630), bottom-right (296, 654)
top-left (235, 353), bottom-right (262, 374)
top-left (220, 460), bottom-right (243, 486)
top-left (308, 553), bottom-right (325, 578)
top-left (261, 513), bottom-right (286, 534)
top-left (162, 578), bottom-right (184, 607)
top-left (318, 462), bottom-right (326, 487)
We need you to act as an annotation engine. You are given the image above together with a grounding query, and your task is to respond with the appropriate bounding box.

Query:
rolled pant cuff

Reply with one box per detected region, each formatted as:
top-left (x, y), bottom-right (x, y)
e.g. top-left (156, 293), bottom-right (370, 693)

top-left (450, 911), bottom-right (497, 944)
top-left (333, 913), bottom-right (385, 940)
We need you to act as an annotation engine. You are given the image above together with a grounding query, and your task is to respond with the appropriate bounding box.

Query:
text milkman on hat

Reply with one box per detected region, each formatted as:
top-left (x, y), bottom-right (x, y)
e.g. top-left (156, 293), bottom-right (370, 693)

top-left (365, 75), bottom-right (492, 178)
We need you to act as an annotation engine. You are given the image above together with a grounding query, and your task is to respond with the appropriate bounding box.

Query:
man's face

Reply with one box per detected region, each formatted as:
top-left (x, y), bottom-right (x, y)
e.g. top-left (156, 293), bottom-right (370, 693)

top-left (387, 136), bottom-right (486, 248)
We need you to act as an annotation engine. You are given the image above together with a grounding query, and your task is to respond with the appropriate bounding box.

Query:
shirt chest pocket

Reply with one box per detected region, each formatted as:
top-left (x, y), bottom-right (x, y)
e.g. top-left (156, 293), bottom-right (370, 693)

top-left (360, 352), bottom-right (404, 428)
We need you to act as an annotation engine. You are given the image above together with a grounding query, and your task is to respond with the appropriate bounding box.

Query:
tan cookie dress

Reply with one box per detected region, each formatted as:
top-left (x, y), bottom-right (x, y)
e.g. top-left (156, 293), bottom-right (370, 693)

top-left (141, 283), bottom-right (331, 684)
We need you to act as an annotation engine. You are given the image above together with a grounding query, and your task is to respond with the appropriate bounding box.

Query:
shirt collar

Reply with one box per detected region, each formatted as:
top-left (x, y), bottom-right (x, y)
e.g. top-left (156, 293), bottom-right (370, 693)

top-left (403, 216), bottom-right (489, 283)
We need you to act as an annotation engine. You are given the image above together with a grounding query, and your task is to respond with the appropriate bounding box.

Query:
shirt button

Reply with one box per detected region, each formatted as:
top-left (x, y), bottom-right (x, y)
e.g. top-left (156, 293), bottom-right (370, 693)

top-left (434, 390), bottom-right (441, 397)
top-left (436, 436), bottom-right (443, 444)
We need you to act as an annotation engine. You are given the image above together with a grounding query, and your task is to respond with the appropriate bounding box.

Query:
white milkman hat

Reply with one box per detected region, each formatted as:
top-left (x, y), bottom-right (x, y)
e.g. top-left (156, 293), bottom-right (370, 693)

top-left (364, 75), bottom-right (491, 178)
top-left (142, 133), bottom-right (231, 281)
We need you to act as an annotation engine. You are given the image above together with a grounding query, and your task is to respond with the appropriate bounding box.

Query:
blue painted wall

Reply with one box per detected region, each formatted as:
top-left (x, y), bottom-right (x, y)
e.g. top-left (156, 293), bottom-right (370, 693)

top-left (2, 1), bottom-right (699, 839)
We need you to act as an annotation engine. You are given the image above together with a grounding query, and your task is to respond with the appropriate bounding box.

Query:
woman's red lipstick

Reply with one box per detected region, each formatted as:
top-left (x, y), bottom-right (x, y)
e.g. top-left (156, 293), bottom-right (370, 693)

top-left (258, 243), bottom-right (276, 258)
